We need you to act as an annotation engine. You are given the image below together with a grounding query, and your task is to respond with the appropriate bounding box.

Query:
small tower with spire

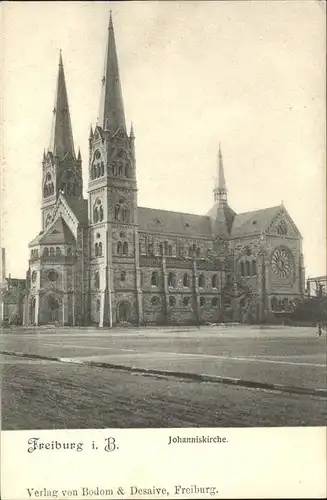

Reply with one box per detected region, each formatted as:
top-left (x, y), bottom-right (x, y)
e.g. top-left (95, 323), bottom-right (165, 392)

top-left (41, 50), bottom-right (83, 230)
top-left (213, 143), bottom-right (227, 204)
top-left (211, 144), bottom-right (234, 237)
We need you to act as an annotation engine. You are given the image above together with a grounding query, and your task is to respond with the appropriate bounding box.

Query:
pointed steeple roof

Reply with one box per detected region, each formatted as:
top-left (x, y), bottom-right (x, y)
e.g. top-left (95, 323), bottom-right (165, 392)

top-left (214, 143), bottom-right (227, 202)
top-left (218, 143), bottom-right (226, 192)
top-left (130, 121), bottom-right (135, 139)
top-left (49, 51), bottom-right (75, 160)
top-left (98, 12), bottom-right (126, 133)
top-left (208, 144), bottom-right (235, 236)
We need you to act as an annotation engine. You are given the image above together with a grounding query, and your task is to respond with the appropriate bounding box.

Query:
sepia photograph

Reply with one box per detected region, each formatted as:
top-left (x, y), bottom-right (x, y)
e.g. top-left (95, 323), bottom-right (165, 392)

top-left (1, 0), bottom-right (326, 439)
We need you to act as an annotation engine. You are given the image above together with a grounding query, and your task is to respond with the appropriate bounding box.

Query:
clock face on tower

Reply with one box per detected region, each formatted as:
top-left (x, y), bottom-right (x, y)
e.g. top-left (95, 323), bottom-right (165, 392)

top-left (271, 247), bottom-right (292, 279)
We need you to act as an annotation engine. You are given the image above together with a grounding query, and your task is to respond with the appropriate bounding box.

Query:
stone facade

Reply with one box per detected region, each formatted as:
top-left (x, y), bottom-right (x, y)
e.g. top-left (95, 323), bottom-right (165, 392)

top-left (24, 15), bottom-right (305, 327)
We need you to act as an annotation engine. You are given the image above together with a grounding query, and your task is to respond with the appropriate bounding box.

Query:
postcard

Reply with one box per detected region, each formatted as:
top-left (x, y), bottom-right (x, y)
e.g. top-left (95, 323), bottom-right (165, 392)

top-left (1, 2), bottom-right (326, 499)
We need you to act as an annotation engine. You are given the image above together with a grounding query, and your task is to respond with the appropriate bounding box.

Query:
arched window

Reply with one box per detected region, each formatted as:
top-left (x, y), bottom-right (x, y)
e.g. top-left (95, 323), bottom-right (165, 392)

top-left (168, 272), bottom-right (175, 287)
top-left (211, 297), bottom-right (218, 307)
top-left (98, 242), bottom-right (102, 256)
top-left (56, 247), bottom-right (61, 256)
top-left (168, 245), bottom-right (173, 256)
top-left (93, 199), bottom-right (103, 223)
top-left (114, 205), bottom-right (120, 220)
top-left (151, 296), bottom-right (160, 306)
top-left (283, 298), bottom-right (289, 310)
top-left (198, 274), bottom-right (205, 288)
top-left (67, 247), bottom-right (72, 256)
top-left (200, 297), bottom-right (205, 307)
top-left (93, 207), bottom-right (99, 223)
top-left (188, 246), bottom-right (193, 257)
top-left (120, 271), bottom-right (126, 281)
top-left (183, 273), bottom-right (190, 287)
top-left (43, 173), bottom-right (53, 199)
top-left (277, 220), bottom-right (287, 236)
top-left (94, 271), bottom-right (100, 289)
top-left (43, 247), bottom-right (49, 257)
top-left (151, 271), bottom-right (158, 286)
top-left (271, 297), bottom-right (278, 311)
top-left (96, 299), bottom-right (101, 312)
top-left (124, 165), bottom-right (129, 177)
top-left (169, 296), bottom-right (176, 307)
top-left (49, 247), bottom-right (55, 256)
top-left (240, 262), bottom-right (245, 276)
top-left (122, 205), bottom-right (129, 223)
top-left (224, 296), bottom-right (231, 307)
top-left (212, 274), bottom-right (218, 288)
top-left (91, 150), bottom-right (103, 179)
top-left (123, 242), bottom-right (128, 256)
top-left (117, 241), bottom-right (122, 255)
top-left (196, 247), bottom-right (201, 258)
top-left (183, 296), bottom-right (190, 307)
top-left (245, 261), bottom-right (250, 276)
top-left (252, 260), bottom-right (257, 275)
top-left (31, 271), bottom-right (37, 283)
top-left (95, 243), bottom-right (98, 256)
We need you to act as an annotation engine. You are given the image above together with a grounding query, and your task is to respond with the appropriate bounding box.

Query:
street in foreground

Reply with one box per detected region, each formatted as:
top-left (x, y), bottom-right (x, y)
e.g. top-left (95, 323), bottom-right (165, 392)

top-left (1, 325), bottom-right (326, 429)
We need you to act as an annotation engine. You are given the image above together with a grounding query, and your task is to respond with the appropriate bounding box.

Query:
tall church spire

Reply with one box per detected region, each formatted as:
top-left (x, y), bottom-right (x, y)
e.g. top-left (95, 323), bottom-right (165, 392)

top-left (49, 51), bottom-right (75, 159)
top-left (214, 143), bottom-right (227, 204)
top-left (97, 12), bottom-right (126, 133)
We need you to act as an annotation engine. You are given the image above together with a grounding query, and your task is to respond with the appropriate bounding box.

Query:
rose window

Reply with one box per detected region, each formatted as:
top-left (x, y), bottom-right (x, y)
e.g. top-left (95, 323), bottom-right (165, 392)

top-left (271, 247), bottom-right (292, 278)
top-left (48, 270), bottom-right (59, 282)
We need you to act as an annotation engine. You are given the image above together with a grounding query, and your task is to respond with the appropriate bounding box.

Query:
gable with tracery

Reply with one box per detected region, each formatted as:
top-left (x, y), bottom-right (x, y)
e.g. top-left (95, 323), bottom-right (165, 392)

top-left (267, 208), bottom-right (301, 239)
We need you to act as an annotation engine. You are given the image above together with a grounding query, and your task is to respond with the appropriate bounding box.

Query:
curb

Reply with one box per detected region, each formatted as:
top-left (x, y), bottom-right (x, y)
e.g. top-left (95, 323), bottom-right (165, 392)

top-left (1, 350), bottom-right (326, 398)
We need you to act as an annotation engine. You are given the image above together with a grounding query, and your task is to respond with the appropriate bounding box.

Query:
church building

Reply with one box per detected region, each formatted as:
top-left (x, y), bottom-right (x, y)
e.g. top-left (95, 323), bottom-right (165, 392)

top-left (24, 15), bottom-right (305, 327)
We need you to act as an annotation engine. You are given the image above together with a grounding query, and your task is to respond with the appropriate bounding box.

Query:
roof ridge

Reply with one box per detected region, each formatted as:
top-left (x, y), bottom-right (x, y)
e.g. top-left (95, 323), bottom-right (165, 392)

top-left (138, 206), bottom-right (210, 219)
top-left (236, 205), bottom-right (281, 216)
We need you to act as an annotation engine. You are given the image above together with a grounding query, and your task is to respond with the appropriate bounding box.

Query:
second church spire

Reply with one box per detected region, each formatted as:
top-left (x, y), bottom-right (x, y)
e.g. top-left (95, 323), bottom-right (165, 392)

top-left (97, 12), bottom-right (126, 133)
top-left (49, 51), bottom-right (75, 159)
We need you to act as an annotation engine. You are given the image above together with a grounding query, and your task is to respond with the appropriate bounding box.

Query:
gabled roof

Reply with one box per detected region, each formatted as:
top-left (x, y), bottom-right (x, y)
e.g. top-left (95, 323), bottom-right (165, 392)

top-left (137, 207), bottom-right (212, 238)
top-left (29, 216), bottom-right (75, 246)
top-left (206, 202), bottom-right (236, 234)
top-left (230, 205), bottom-right (280, 238)
top-left (65, 196), bottom-right (88, 226)
top-left (6, 278), bottom-right (26, 288)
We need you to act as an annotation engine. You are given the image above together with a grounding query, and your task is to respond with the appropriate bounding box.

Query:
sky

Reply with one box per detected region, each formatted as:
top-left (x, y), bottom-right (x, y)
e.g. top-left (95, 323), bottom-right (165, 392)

top-left (1, 1), bottom-right (326, 278)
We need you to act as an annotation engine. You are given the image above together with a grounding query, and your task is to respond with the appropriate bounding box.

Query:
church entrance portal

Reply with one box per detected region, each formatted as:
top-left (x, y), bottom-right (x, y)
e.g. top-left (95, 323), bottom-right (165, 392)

top-left (117, 301), bottom-right (130, 324)
top-left (47, 295), bottom-right (60, 324)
